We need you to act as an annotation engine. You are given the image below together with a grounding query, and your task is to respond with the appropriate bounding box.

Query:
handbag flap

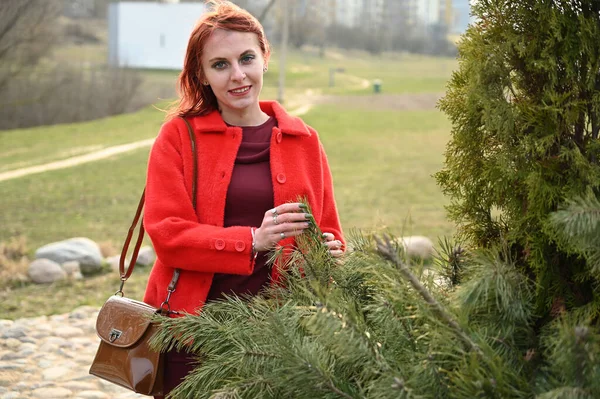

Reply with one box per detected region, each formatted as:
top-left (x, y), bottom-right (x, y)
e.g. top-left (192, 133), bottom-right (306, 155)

top-left (96, 296), bottom-right (159, 348)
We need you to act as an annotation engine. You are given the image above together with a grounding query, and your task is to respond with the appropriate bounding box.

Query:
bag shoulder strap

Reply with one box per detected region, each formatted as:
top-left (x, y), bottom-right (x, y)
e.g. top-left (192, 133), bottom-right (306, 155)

top-left (117, 117), bottom-right (198, 312)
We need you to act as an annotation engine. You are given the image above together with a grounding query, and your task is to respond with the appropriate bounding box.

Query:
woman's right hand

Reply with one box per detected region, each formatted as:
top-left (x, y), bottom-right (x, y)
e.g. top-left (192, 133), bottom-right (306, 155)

top-left (254, 203), bottom-right (311, 252)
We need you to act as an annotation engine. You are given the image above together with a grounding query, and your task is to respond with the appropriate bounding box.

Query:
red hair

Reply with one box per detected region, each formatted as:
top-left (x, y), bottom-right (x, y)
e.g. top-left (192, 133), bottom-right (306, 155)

top-left (166, 0), bottom-right (271, 120)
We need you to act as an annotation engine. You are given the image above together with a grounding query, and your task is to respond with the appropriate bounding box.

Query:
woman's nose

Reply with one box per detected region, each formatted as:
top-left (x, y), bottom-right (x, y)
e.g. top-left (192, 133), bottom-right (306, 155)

top-left (231, 64), bottom-right (246, 81)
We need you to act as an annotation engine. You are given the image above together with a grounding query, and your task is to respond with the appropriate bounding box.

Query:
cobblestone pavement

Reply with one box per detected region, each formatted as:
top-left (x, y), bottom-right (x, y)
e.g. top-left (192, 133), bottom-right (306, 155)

top-left (0, 306), bottom-right (146, 399)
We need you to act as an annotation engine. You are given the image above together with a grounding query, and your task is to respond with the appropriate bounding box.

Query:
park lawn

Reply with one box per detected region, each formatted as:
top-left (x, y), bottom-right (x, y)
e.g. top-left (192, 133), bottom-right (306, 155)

top-left (264, 50), bottom-right (456, 95)
top-left (303, 105), bottom-right (453, 237)
top-left (0, 104), bottom-right (453, 319)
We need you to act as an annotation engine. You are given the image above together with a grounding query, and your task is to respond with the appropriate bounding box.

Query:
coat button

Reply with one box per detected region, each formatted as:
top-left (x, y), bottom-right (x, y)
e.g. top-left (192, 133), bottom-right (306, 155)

top-left (276, 132), bottom-right (282, 143)
top-left (235, 241), bottom-right (246, 252)
top-left (215, 239), bottom-right (225, 250)
top-left (276, 173), bottom-right (286, 184)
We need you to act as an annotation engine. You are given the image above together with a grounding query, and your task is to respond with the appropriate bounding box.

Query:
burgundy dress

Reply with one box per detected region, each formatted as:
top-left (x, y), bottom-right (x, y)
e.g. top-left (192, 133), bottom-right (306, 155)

top-left (154, 117), bottom-right (276, 398)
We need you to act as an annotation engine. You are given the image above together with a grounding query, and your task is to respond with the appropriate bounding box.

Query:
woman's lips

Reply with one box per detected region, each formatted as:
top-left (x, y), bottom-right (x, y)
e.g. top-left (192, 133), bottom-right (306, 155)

top-left (229, 86), bottom-right (251, 96)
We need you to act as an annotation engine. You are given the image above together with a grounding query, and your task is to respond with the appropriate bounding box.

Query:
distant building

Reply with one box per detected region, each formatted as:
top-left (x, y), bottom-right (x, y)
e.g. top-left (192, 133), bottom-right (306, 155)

top-left (309, 0), bottom-right (471, 34)
top-left (451, 0), bottom-right (472, 33)
top-left (334, 0), bottom-right (362, 28)
top-left (108, 2), bottom-right (205, 70)
top-left (360, 0), bottom-right (385, 32)
top-left (416, 0), bottom-right (441, 26)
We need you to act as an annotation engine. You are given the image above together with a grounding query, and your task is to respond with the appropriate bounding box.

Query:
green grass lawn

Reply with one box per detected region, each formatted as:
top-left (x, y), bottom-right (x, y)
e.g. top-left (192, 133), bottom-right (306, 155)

top-left (303, 105), bottom-right (452, 237)
top-left (264, 50), bottom-right (456, 96)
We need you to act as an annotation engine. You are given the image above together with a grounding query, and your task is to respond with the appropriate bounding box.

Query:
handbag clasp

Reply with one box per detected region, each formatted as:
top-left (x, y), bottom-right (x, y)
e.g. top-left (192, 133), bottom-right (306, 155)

top-left (109, 329), bottom-right (122, 343)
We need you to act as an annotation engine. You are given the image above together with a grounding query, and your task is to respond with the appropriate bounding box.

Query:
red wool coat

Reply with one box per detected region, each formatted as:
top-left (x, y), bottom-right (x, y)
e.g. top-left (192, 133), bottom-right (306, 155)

top-left (143, 101), bottom-right (344, 315)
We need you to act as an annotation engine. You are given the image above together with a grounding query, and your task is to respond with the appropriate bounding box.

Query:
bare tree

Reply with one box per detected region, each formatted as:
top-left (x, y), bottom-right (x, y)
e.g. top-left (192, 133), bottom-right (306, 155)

top-left (287, 0), bottom-right (324, 48)
top-left (0, 0), bottom-right (62, 92)
top-left (257, 0), bottom-right (277, 23)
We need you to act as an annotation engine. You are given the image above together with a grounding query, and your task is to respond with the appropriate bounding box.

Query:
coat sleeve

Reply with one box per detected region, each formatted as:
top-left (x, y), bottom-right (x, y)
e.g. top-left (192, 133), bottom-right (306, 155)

top-left (316, 137), bottom-right (346, 248)
top-left (143, 120), bottom-right (255, 275)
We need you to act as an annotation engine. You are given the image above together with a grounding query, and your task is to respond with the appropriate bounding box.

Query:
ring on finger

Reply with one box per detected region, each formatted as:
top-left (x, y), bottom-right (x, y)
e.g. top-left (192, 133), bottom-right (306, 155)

top-left (280, 232), bottom-right (286, 239)
top-left (273, 214), bottom-right (279, 225)
top-left (271, 208), bottom-right (278, 215)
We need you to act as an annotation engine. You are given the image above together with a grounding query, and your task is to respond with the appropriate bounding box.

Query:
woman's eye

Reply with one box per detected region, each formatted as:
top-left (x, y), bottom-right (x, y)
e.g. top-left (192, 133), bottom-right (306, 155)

top-left (241, 55), bottom-right (254, 64)
top-left (213, 61), bottom-right (227, 69)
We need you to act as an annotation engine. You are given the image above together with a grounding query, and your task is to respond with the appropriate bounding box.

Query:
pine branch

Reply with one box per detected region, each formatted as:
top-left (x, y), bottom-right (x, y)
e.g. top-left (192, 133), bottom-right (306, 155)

top-left (322, 378), bottom-right (355, 399)
top-left (373, 234), bottom-right (482, 355)
top-left (550, 193), bottom-right (600, 275)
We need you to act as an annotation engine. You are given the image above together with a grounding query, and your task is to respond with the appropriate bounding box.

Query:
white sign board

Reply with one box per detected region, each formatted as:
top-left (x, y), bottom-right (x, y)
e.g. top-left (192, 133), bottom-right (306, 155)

top-left (108, 2), bottom-right (205, 70)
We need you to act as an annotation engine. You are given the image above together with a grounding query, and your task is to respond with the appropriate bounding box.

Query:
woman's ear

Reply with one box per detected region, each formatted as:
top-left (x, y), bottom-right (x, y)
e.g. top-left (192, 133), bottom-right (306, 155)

top-left (198, 71), bottom-right (209, 86)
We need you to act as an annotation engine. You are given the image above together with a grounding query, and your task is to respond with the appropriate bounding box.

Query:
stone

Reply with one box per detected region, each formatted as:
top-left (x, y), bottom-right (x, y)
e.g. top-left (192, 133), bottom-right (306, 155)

top-left (35, 237), bottom-right (103, 275)
top-left (28, 258), bottom-right (67, 284)
top-left (69, 307), bottom-right (95, 320)
top-left (31, 387), bottom-right (73, 398)
top-left (0, 321), bottom-right (13, 330)
top-left (399, 235), bottom-right (435, 260)
top-left (0, 362), bottom-right (24, 371)
top-left (38, 342), bottom-right (59, 353)
top-left (38, 359), bottom-right (54, 368)
top-left (58, 360), bottom-right (78, 369)
top-left (50, 314), bottom-right (68, 322)
top-left (76, 390), bottom-right (110, 399)
top-left (70, 337), bottom-right (93, 346)
top-left (0, 371), bottom-right (18, 387)
top-left (17, 347), bottom-right (34, 357)
top-left (62, 260), bottom-right (84, 280)
top-left (135, 246), bottom-right (156, 267)
top-left (63, 381), bottom-right (98, 391)
top-left (35, 323), bottom-right (52, 333)
top-left (0, 326), bottom-right (26, 340)
top-left (42, 366), bottom-right (71, 381)
top-left (54, 326), bottom-right (84, 338)
top-left (19, 315), bottom-right (47, 325)
top-left (18, 342), bottom-right (36, 352)
top-left (0, 352), bottom-right (26, 361)
top-left (43, 336), bottom-right (68, 346)
top-left (74, 317), bottom-right (97, 333)
top-left (61, 260), bottom-right (80, 273)
top-left (1, 392), bottom-right (20, 399)
top-left (2, 339), bottom-right (20, 350)
top-left (71, 374), bottom-right (97, 382)
top-left (18, 336), bottom-right (37, 344)
top-left (29, 381), bottom-right (53, 390)
top-left (11, 382), bottom-right (27, 390)
top-left (57, 348), bottom-right (77, 358)
top-left (99, 378), bottom-right (130, 392)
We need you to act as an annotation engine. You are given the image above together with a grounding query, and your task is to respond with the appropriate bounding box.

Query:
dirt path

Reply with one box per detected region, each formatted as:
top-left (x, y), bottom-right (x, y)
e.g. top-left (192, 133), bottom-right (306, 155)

top-left (0, 139), bottom-right (155, 183)
top-left (0, 105), bottom-right (314, 183)
top-left (313, 93), bottom-right (443, 111)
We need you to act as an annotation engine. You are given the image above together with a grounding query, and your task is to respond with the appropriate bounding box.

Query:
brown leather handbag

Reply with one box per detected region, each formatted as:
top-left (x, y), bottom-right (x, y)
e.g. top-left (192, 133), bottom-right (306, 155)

top-left (89, 118), bottom-right (198, 396)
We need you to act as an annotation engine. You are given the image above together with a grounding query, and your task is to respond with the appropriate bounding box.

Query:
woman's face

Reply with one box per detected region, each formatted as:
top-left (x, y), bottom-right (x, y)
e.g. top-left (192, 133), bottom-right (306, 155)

top-left (201, 29), bottom-right (266, 121)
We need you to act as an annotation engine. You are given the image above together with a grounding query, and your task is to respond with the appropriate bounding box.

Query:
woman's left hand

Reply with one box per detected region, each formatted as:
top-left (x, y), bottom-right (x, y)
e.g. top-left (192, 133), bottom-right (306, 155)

top-left (322, 232), bottom-right (344, 258)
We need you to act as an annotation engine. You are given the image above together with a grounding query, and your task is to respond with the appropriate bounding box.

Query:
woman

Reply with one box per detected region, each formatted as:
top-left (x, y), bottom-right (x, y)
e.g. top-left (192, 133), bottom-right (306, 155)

top-left (143, 1), bottom-right (344, 397)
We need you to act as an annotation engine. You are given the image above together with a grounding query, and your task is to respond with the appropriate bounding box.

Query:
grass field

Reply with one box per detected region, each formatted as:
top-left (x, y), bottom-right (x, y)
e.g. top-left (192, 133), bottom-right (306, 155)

top-left (0, 47), bottom-right (457, 319)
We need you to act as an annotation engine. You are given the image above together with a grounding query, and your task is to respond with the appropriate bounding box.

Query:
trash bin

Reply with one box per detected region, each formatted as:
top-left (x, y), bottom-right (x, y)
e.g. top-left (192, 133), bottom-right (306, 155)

top-left (373, 79), bottom-right (382, 93)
